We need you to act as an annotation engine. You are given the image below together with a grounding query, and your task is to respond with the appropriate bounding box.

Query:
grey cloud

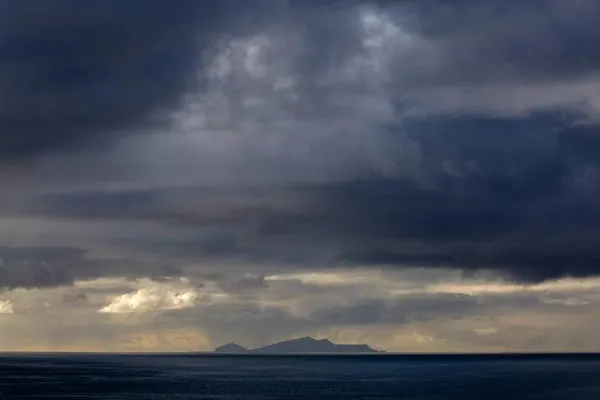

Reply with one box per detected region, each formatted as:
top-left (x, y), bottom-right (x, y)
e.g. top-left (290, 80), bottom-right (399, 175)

top-left (9, 0), bottom-right (600, 355)
top-left (343, 1), bottom-right (600, 83)
top-left (307, 292), bottom-right (549, 327)
top-left (0, 246), bottom-right (92, 289)
top-left (0, 0), bottom-right (298, 161)
top-left (0, 245), bottom-right (183, 289)
top-left (5, 1), bottom-right (600, 288)
top-left (0, 1), bottom-right (200, 159)
top-left (21, 135), bottom-right (600, 283)
top-left (4, 0), bottom-right (600, 162)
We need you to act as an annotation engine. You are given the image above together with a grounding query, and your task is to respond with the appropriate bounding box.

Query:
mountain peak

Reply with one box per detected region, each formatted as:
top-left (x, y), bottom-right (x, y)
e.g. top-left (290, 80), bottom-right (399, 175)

top-left (214, 337), bottom-right (383, 354)
top-left (214, 343), bottom-right (248, 353)
top-left (294, 336), bottom-right (318, 342)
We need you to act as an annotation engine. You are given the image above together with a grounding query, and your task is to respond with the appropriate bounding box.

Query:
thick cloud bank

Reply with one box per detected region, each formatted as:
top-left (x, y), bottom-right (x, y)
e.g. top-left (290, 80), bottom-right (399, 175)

top-left (2, 0), bottom-right (600, 288)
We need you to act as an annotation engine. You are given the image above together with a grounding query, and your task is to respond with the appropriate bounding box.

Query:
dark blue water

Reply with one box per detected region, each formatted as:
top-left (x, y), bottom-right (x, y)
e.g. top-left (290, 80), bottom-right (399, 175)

top-left (1, 354), bottom-right (600, 399)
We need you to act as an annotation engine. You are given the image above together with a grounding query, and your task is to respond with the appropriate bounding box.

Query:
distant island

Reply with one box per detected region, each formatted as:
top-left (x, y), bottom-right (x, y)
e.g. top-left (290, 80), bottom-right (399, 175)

top-left (214, 336), bottom-right (384, 354)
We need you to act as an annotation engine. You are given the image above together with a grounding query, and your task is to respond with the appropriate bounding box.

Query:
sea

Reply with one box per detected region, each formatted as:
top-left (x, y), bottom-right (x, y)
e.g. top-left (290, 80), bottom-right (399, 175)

top-left (1, 354), bottom-right (599, 399)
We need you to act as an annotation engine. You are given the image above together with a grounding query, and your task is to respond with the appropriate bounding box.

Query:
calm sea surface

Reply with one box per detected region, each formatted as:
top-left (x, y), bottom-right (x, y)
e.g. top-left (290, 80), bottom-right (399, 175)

top-left (0, 354), bottom-right (599, 399)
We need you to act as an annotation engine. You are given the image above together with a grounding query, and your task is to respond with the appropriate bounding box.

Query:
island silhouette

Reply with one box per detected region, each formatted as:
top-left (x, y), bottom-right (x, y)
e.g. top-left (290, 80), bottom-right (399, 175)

top-left (215, 336), bottom-right (384, 354)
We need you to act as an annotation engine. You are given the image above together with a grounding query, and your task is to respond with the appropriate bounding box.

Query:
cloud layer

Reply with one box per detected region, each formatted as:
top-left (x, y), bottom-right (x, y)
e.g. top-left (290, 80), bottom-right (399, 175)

top-left (3, 270), bottom-right (600, 352)
top-left (2, 0), bottom-right (600, 351)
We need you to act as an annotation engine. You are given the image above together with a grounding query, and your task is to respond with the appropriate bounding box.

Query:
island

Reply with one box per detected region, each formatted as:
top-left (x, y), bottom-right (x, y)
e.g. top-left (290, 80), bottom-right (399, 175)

top-left (214, 336), bottom-right (384, 354)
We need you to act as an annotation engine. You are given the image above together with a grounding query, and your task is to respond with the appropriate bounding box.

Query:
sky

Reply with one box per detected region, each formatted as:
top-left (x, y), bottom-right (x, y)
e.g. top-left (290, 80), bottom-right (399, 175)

top-left (2, 0), bottom-right (600, 352)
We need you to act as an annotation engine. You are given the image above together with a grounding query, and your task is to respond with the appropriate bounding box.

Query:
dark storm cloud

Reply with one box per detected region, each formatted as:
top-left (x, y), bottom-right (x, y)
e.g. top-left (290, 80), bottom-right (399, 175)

top-left (0, 246), bottom-right (93, 289)
top-left (5, 0), bottom-right (600, 288)
top-left (21, 114), bottom-right (600, 282)
top-left (0, 0), bottom-right (200, 158)
top-left (0, 0), bottom-right (293, 160)
top-left (390, 0), bottom-right (600, 84)
top-left (4, 0), bottom-right (600, 161)
top-left (0, 245), bottom-right (183, 289)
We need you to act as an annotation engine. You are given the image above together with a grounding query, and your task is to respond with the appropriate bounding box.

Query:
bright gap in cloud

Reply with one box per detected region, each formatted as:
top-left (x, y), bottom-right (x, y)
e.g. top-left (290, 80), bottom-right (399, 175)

top-left (99, 287), bottom-right (199, 314)
top-left (266, 271), bottom-right (384, 286)
top-left (0, 300), bottom-right (14, 314)
top-left (426, 278), bottom-right (600, 296)
top-left (266, 270), bottom-right (600, 297)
